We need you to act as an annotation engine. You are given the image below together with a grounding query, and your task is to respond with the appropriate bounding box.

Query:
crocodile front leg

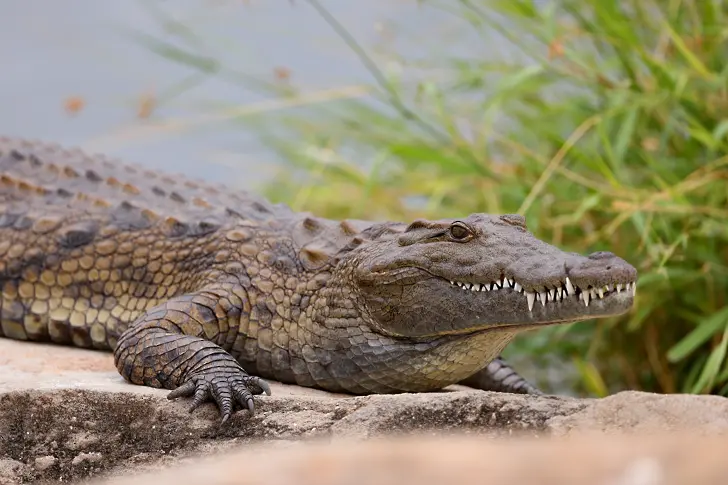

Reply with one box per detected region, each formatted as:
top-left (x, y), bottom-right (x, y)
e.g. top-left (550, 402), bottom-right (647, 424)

top-left (113, 287), bottom-right (271, 423)
top-left (458, 356), bottom-right (543, 395)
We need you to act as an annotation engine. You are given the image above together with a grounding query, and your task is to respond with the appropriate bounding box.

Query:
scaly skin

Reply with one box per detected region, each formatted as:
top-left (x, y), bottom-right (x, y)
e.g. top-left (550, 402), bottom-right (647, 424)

top-left (0, 137), bottom-right (637, 423)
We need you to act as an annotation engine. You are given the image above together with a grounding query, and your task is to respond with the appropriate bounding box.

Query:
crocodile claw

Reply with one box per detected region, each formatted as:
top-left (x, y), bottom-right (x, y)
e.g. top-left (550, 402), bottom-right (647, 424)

top-left (167, 370), bottom-right (271, 424)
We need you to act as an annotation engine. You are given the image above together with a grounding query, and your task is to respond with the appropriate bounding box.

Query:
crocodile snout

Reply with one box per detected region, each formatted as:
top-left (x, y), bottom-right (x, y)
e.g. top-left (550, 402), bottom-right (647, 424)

top-left (565, 251), bottom-right (637, 290)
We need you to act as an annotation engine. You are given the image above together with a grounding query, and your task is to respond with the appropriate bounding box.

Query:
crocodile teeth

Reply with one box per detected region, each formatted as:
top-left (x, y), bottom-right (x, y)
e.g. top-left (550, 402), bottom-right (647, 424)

top-left (564, 277), bottom-right (574, 296)
top-left (448, 278), bottom-right (636, 312)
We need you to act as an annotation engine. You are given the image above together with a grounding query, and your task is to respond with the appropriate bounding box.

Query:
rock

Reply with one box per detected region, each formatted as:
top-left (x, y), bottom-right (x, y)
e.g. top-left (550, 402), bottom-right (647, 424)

top-left (1, 339), bottom-right (728, 484)
top-left (548, 390), bottom-right (728, 435)
top-left (0, 458), bottom-right (27, 485)
top-left (33, 455), bottom-right (56, 471)
top-left (72, 452), bottom-right (103, 466)
top-left (96, 433), bottom-right (728, 485)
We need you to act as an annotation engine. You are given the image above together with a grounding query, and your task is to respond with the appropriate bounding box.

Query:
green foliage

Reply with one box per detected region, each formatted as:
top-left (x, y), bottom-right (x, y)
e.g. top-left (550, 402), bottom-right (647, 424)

top-left (136, 0), bottom-right (728, 396)
top-left (260, 0), bottom-right (728, 396)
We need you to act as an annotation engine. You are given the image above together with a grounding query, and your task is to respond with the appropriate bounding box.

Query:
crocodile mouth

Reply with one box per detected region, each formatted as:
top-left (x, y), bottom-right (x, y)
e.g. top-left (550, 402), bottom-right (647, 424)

top-left (445, 276), bottom-right (636, 313)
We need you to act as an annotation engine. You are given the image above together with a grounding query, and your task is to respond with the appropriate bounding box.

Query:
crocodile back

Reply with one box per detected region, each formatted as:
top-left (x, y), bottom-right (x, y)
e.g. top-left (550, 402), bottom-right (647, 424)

top-left (0, 136), bottom-right (294, 227)
top-left (0, 137), bottom-right (299, 348)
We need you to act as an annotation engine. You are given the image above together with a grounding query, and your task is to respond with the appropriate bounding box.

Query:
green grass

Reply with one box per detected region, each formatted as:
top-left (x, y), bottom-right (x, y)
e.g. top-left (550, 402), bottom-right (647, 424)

top-left (133, 0), bottom-right (728, 396)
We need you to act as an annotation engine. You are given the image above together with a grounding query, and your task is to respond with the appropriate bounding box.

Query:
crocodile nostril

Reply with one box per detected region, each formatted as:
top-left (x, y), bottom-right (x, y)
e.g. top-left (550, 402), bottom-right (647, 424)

top-left (588, 251), bottom-right (615, 260)
top-left (606, 266), bottom-right (612, 270)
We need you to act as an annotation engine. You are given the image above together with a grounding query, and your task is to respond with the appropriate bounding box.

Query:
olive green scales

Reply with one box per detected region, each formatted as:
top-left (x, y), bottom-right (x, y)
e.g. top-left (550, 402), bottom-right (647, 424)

top-left (0, 137), bottom-right (637, 423)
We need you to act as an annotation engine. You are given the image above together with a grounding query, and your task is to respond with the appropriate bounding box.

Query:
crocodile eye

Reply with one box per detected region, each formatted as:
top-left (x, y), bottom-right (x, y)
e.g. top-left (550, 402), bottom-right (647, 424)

top-left (449, 222), bottom-right (472, 240)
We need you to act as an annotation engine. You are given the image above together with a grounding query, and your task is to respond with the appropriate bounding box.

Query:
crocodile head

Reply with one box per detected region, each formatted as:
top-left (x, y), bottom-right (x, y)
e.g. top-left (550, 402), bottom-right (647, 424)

top-left (352, 213), bottom-right (637, 338)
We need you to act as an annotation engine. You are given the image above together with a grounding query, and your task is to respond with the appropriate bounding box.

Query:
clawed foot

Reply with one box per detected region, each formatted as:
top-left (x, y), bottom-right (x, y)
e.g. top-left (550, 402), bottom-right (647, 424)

top-left (167, 368), bottom-right (272, 424)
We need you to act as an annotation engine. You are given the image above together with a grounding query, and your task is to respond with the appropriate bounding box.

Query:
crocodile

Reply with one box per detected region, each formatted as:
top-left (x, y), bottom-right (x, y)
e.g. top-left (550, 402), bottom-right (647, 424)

top-left (0, 137), bottom-right (637, 423)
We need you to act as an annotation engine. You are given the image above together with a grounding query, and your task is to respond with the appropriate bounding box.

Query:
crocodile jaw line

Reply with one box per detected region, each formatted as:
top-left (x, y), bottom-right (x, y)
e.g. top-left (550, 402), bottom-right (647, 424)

top-left (447, 276), bottom-right (637, 312)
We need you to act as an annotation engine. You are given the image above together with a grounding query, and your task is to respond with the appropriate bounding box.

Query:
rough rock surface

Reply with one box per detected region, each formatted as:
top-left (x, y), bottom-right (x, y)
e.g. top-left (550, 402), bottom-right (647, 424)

top-left (1, 339), bottom-right (728, 484)
top-left (97, 433), bottom-right (728, 485)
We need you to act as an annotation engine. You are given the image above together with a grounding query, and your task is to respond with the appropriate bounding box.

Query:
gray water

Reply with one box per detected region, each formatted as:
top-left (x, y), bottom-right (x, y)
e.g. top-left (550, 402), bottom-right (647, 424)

top-left (0, 0), bottom-right (474, 190)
